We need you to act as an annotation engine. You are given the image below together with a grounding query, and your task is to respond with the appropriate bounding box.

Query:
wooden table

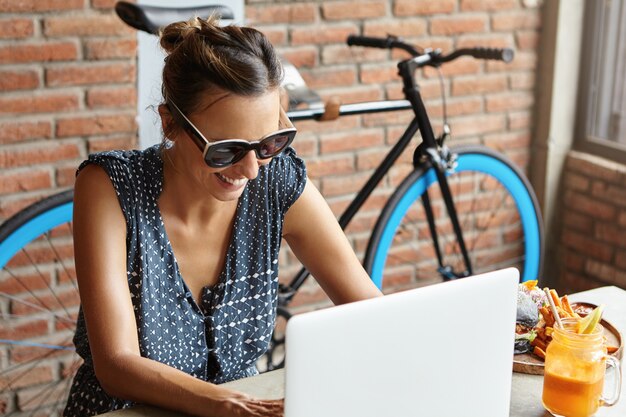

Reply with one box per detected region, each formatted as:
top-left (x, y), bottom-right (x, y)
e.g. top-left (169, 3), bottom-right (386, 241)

top-left (104, 286), bottom-right (626, 417)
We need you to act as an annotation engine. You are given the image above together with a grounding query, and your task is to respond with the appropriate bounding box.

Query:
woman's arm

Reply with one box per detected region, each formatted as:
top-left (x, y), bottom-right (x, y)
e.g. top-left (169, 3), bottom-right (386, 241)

top-left (73, 165), bottom-right (282, 417)
top-left (282, 180), bottom-right (383, 304)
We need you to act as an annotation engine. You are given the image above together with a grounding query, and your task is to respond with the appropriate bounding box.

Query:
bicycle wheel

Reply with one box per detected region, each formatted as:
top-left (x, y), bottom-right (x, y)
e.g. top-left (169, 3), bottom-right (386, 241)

top-left (364, 146), bottom-right (543, 290)
top-left (0, 190), bottom-right (79, 417)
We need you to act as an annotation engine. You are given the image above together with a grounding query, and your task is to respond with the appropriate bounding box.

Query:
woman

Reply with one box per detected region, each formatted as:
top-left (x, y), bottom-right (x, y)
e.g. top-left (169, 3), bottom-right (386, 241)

top-left (64, 15), bottom-right (381, 417)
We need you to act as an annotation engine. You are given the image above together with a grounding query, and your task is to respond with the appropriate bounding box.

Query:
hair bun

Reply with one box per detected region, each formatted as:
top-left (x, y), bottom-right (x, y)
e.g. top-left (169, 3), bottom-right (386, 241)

top-left (159, 17), bottom-right (208, 54)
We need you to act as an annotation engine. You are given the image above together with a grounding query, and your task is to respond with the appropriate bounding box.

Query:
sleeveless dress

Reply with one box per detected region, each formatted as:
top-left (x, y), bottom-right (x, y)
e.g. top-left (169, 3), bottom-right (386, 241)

top-left (63, 144), bottom-right (306, 416)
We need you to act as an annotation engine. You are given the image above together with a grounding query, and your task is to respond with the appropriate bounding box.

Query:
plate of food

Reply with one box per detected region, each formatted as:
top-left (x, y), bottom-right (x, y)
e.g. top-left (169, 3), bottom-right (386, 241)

top-left (512, 281), bottom-right (623, 375)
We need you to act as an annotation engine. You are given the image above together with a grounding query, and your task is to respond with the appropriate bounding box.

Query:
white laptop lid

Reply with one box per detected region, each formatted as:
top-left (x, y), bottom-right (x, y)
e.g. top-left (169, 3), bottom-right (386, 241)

top-left (284, 268), bottom-right (519, 417)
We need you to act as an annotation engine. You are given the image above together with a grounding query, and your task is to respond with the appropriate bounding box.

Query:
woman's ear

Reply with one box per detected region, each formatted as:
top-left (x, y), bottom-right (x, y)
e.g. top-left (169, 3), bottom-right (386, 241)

top-left (158, 103), bottom-right (175, 140)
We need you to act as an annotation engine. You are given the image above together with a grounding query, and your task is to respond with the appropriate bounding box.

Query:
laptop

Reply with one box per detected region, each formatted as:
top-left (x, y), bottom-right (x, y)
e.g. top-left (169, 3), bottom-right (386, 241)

top-left (284, 268), bottom-right (519, 417)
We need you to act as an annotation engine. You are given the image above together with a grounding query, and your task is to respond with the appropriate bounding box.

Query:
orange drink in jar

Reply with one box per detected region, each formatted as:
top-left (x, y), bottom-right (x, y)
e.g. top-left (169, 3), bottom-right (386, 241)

top-left (542, 318), bottom-right (621, 417)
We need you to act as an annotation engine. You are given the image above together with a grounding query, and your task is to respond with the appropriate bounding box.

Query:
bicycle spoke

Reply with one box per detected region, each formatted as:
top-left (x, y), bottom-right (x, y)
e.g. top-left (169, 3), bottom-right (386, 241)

top-left (0, 292), bottom-right (76, 325)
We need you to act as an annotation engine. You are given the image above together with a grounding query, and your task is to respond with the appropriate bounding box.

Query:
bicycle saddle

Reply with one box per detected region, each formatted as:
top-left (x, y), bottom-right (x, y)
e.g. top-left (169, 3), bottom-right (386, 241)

top-left (115, 1), bottom-right (234, 35)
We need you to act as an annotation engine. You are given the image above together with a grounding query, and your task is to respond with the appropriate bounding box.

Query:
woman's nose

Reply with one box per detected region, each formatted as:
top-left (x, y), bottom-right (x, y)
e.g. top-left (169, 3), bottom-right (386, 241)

top-left (235, 150), bottom-right (260, 179)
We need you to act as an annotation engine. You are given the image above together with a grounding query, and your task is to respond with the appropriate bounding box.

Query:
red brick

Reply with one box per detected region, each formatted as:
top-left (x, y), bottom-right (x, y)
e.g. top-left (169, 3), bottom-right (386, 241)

top-left (256, 27), bottom-right (287, 46)
top-left (360, 63), bottom-right (399, 84)
top-left (508, 111), bottom-right (531, 130)
top-left (483, 131), bottom-right (530, 152)
top-left (452, 74), bottom-right (508, 96)
top-left (87, 135), bottom-right (137, 152)
top-left (363, 18), bottom-right (427, 38)
top-left (56, 164), bottom-right (79, 187)
top-left (321, 44), bottom-right (388, 65)
top-left (92, 0), bottom-right (120, 9)
top-left (246, 3), bottom-right (316, 24)
top-left (44, 15), bottom-right (133, 37)
top-left (0, 0), bottom-right (83, 12)
top-left (0, 169), bottom-right (52, 195)
top-left (0, 121), bottom-right (51, 144)
top-left (595, 223), bottom-right (626, 248)
top-left (566, 151), bottom-right (625, 183)
top-left (394, 0), bottom-right (455, 16)
top-left (0, 69), bottom-right (39, 91)
top-left (510, 72), bottom-right (535, 90)
top-left (492, 12), bottom-right (541, 31)
top-left (584, 259), bottom-right (623, 286)
top-left (0, 92), bottom-right (79, 115)
top-left (591, 181), bottom-right (626, 208)
top-left (431, 16), bottom-right (488, 36)
top-left (617, 250), bottom-right (626, 270)
top-left (87, 86), bottom-right (137, 109)
top-left (0, 18), bottom-right (33, 39)
top-left (307, 155), bottom-right (355, 178)
top-left (56, 114), bottom-right (137, 137)
top-left (0, 318), bottom-right (48, 341)
top-left (461, 0), bottom-right (517, 11)
top-left (291, 24), bottom-right (359, 46)
top-left (84, 37), bottom-right (137, 60)
top-left (300, 67), bottom-right (356, 89)
top-left (321, 171), bottom-right (371, 197)
top-left (563, 172), bottom-right (590, 192)
top-left (46, 63), bottom-right (135, 87)
top-left (426, 97), bottom-right (484, 118)
top-left (486, 92), bottom-right (534, 112)
top-left (562, 248), bottom-right (585, 273)
top-left (620, 211), bottom-right (626, 228)
top-left (564, 191), bottom-right (616, 221)
top-left (357, 149), bottom-right (386, 170)
top-left (0, 41), bottom-right (77, 64)
top-left (321, 1), bottom-right (386, 20)
top-left (561, 230), bottom-right (614, 263)
top-left (278, 46), bottom-right (318, 68)
top-left (0, 142), bottom-right (82, 169)
top-left (292, 116), bottom-right (359, 134)
top-left (516, 30), bottom-right (539, 50)
top-left (320, 129), bottom-right (385, 154)
top-left (449, 114), bottom-right (506, 137)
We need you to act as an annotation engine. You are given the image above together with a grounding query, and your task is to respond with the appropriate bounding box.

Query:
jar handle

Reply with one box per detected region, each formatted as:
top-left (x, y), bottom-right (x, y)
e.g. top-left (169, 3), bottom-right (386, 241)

top-left (600, 356), bottom-right (621, 407)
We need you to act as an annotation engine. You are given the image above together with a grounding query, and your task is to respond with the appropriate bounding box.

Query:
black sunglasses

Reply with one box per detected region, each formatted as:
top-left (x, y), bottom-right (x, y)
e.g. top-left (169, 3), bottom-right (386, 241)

top-left (167, 100), bottom-right (297, 168)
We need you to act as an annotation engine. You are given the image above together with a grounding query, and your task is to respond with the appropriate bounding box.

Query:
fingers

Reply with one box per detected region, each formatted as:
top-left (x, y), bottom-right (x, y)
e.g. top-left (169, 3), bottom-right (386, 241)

top-left (244, 398), bottom-right (284, 417)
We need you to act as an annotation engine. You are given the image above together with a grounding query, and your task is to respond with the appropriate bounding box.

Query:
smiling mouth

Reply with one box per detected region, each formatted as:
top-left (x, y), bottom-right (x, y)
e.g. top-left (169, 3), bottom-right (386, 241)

top-left (216, 173), bottom-right (248, 187)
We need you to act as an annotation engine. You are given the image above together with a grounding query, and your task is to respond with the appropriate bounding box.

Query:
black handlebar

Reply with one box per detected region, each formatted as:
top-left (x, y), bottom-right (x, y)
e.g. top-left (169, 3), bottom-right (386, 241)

top-left (347, 34), bottom-right (514, 66)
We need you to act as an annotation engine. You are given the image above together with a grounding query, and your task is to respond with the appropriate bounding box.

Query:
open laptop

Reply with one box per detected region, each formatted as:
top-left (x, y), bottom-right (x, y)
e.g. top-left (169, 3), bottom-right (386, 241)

top-left (284, 268), bottom-right (519, 417)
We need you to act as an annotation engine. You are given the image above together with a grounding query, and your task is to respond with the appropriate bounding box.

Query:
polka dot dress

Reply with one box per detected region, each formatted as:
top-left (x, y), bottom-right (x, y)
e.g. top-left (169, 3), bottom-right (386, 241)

top-left (63, 144), bottom-right (306, 417)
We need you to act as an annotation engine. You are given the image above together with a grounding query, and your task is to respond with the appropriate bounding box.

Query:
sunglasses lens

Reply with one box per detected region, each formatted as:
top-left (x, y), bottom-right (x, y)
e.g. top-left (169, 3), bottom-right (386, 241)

top-left (206, 144), bottom-right (245, 167)
top-left (258, 133), bottom-right (292, 158)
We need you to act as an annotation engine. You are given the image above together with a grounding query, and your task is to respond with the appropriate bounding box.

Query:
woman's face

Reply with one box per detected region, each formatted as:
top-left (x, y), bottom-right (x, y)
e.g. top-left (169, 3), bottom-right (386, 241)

top-left (168, 89), bottom-right (283, 202)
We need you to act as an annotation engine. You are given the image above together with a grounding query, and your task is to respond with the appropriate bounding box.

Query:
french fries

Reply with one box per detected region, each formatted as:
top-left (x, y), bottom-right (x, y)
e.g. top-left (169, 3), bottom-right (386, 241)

top-left (528, 287), bottom-right (618, 360)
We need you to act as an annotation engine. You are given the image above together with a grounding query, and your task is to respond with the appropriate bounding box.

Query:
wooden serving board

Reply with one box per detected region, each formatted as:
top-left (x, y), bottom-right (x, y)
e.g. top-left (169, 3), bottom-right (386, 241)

top-left (512, 305), bottom-right (624, 375)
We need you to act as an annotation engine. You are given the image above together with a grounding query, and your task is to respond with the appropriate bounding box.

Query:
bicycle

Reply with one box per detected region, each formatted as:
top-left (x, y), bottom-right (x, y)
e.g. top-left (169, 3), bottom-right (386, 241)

top-left (0, 2), bottom-right (544, 415)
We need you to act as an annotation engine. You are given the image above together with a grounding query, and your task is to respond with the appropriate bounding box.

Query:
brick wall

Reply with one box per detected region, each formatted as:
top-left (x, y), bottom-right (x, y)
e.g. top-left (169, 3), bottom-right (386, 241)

top-left (246, 0), bottom-right (542, 310)
top-left (557, 151), bottom-right (626, 293)
top-left (0, 0), bottom-right (137, 220)
top-left (0, 1), bottom-right (543, 306)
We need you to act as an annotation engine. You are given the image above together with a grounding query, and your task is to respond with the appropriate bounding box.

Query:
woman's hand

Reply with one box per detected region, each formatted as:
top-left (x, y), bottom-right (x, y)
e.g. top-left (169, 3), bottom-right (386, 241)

top-left (213, 391), bottom-right (284, 417)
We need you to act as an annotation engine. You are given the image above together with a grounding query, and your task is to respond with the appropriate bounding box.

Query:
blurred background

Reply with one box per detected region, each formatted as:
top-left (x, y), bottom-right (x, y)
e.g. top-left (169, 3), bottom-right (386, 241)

top-left (0, 0), bottom-right (624, 308)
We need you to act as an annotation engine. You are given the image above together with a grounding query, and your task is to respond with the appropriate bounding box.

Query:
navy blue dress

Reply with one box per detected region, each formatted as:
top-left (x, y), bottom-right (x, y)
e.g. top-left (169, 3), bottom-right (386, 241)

top-left (64, 144), bottom-right (306, 416)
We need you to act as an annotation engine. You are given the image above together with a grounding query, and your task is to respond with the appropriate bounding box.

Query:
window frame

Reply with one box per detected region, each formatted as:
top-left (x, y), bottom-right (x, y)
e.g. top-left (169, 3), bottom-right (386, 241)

top-left (575, 0), bottom-right (626, 164)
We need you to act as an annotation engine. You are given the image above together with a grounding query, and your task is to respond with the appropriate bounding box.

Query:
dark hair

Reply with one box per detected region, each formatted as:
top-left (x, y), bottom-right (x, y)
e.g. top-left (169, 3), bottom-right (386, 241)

top-left (159, 15), bottom-right (283, 137)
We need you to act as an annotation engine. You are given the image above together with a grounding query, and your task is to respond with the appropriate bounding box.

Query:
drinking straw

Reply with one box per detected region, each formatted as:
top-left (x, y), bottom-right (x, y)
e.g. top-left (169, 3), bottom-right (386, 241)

top-left (544, 288), bottom-right (563, 329)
